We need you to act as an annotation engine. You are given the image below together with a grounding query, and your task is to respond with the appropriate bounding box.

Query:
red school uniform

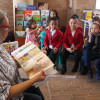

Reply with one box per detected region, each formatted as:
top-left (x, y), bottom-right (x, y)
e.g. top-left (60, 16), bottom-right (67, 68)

top-left (44, 28), bottom-right (63, 49)
top-left (63, 25), bottom-right (83, 52)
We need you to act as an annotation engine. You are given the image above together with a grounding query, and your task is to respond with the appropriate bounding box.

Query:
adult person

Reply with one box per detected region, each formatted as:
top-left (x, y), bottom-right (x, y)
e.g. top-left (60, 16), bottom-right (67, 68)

top-left (0, 10), bottom-right (46, 100)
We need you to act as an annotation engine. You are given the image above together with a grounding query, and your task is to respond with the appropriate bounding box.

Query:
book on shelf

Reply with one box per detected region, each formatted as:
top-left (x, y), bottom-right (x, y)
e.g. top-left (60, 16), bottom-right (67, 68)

top-left (16, 10), bottom-right (24, 14)
top-left (24, 10), bottom-right (32, 21)
top-left (33, 15), bottom-right (41, 22)
top-left (15, 31), bottom-right (26, 37)
top-left (32, 10), bottom-right (40, 15)
top-left (2, 41), bottom-right (18, 53)
top-left (16, 14), bottom-right (24, 21)
top-left (16, 21), bottom-right (23, 31)
top-left (83, 9), bottom-right (93, 21)
top-left (27, 5), bottom-right (37, 10)
top-left (24, 21), bottom-right (28, 30)
top-left (41, 10), bottom-right (49, 16)
top-left (17, 3), bottom-right (27, 10)
top-left (11, 41), bottom-right (56, 81)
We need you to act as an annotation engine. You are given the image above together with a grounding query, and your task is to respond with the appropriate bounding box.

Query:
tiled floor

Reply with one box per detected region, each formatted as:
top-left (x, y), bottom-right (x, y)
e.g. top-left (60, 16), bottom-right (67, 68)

top-left (39, 58), bottom-right (100, 100)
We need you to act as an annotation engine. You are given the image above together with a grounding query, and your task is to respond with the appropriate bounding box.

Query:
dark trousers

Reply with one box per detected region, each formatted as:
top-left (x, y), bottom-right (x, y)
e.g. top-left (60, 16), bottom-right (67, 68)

top-left (94, 58), bottom-right (100, 73)
top-left (62, 48), bottom-right (82, 69)
top-left (23, 86), bottom-right (44, 100)
top-left (47, 48), bottom-right (58, 64)
top-left (82, 48), bottom-right (100, 71)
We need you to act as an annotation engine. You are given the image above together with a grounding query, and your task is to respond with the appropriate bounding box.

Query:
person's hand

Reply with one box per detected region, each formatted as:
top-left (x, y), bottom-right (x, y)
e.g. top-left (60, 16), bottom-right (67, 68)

top-left (45, 46), bottom-right (48, 50)
top-left (53, 48), bottom-right (58, 54)
top-left (41, 47), bottom-right (47, 54)
top-left (88, 32), bottom-right (93, 43)
top-left (66, 48), bottom-right (73, 53)
top-left (34, 70), bottom-right (46, 82)
top-left (73, 48), bottom-right (77, 53)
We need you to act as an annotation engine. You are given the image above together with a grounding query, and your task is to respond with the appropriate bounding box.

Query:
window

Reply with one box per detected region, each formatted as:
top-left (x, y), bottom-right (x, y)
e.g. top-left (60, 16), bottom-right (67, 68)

top-left (96, 0), bottom-right (100, 9)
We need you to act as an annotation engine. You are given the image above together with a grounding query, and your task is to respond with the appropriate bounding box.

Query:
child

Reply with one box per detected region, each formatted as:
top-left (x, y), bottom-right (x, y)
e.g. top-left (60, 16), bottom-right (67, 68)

top-left (46, 9), bottom-right (60, 30)
top-left (43, 17), bottom-right (63, 66)
top-left (81, 23), bottom-right (100, 79)
top-left (61, 15), bottom-right (83, 75)
top-left (25, 19), bottom-right (40, 47)
top-left (39, 27), bottom-right (46, 49)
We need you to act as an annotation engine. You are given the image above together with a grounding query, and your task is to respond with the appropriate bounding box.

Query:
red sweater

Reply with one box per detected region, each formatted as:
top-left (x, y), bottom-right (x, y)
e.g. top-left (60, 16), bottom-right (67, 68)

top-left (63, 26), bottom-right (83, 52)
top-left (44, 28), bottom-right (63, 49)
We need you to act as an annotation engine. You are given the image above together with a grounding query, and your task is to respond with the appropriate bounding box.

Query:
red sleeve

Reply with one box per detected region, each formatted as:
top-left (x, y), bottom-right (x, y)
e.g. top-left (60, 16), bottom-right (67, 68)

top-left (43, 31), bottom-right (48, 47)
top-left (55, 31), bottom-right (63, 49)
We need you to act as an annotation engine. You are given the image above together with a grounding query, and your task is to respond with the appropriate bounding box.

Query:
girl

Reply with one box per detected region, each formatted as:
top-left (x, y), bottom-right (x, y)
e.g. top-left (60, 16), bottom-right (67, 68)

top-left (25, 19), bottom-right (40, 47)
top-left (46, 9), bottom-right (60, 29)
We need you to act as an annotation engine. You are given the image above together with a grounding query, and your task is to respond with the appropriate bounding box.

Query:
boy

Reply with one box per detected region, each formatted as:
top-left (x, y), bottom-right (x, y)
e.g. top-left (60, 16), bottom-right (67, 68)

top-left (81, 23), bottom-right (100, 79)
top-left (61, 15), bottom-right (83, 75)
top-left (43, 17), bottom-right (63, 66)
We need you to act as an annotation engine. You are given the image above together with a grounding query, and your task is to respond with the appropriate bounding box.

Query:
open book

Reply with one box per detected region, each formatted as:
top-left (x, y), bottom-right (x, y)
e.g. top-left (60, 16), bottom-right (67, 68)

top-left (11, 41), bottom-right (57, 80)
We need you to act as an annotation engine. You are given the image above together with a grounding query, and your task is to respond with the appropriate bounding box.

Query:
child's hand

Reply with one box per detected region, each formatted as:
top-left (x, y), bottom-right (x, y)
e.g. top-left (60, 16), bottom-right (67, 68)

top-left (53, 48), bottom-right (58, 54)
top-left (66, 48), bottom-right (73, 53)
top-left (45, 46), bottom-right (48, 50)
top-left (88, 32), bottom-right (93, 43)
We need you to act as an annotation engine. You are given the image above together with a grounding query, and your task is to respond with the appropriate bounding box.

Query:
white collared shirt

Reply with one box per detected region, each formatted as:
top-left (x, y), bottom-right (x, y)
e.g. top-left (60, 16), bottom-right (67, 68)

top-left (49, 29), bottom-right (56, 49)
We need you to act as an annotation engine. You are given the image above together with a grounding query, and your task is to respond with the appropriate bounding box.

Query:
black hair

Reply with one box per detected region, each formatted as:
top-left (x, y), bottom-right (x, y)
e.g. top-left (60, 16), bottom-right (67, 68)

top-left (38, 2), bottom-right (44, 8)
top-left (92, 16), bottom-right (100, 22)
top-left (92, 22), bottom-right (100, 29)
top-left (26, 19), bottom-right (36, 29)
top-left (49, 17), bottom-right (58, 23)
top-left (48, 9), bottom-right (59, 19)
top-left (71, 14), bottom-right (79, 19)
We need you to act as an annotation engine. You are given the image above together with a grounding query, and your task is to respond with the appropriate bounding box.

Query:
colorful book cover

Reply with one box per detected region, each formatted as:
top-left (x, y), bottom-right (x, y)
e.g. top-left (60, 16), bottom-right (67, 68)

top-left (83, 9), bottom-right (93, 20)
top-left (11, 41), bottom-right (55, 79)
top-left (17, 3), bottom-right (27, 10)
top-left (24, 10), bottom-right (32, 21)
top-left (41, 15), bottom-right (48, 22)
top-left (93, 9), bottom-right (100, 18)
top-left (32, 10), bottom-right (40, 15)
top-left (15, 31), bottom-right (26, 37)
top-left (27, 5), bottom-right (37, 10)
top-left (86, 11), bottom-right (92, 21)
top-left (16, 14), bottom-right (24, 21)
top-left (41, 10), bottom-right (49, 16)
top-left (24, 21), bottom-right (28, 30)
top-left (33, 15), bottom-right (41, 22)
top-left (42, 20), bottom-right (47, 27)
top-left (36, 22), bottom-right (42, 27)
top-left (16, 21), bottom-right (23, 31)
top-left (16, 10), bottom-right (24, 14)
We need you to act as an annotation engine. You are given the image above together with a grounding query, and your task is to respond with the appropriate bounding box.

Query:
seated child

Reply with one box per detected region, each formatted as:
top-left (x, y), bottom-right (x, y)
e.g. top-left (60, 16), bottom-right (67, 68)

top-left (39, 27), bottom-right (46, 49)
top-left (81, 23), bottom-right (100, 79)
top-left (61, 15), bottom-right (83, 75)
top-left (43, 17), bottom-right (63, 66)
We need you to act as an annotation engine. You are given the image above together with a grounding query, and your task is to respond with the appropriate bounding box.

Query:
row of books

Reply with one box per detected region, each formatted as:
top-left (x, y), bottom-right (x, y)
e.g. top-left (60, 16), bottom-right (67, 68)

top-left (15, 10), bottom-right (49, 31)
top-left (83, 9), bottom-right (100, 21)
top-left (17, 3), bottom-right (48, 10)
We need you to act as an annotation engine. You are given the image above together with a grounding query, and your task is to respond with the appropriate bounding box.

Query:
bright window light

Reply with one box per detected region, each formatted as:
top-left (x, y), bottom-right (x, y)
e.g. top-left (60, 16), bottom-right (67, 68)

top-left (96, 0), bottom-right (100, 9)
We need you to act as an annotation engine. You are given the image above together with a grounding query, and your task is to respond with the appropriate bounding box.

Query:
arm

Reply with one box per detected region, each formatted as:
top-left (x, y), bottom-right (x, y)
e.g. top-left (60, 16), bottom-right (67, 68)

top-left (26, 28), bottom-right (37, 35)
top-left (43, 31), bottom-right (49, 50)
top-left (7, 70), bottom-right (46, 99)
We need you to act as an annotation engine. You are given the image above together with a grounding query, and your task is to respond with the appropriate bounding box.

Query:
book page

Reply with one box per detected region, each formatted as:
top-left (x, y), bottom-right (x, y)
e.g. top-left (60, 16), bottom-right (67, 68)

top-left (11, 41), bottom-right (56, 81)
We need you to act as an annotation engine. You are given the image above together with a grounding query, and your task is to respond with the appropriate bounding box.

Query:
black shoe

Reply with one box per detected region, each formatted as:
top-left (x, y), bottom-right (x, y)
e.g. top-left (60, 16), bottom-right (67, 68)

top-left (80, 67), bottom-right (88, 75)
top-left (61, 68), bottom-right (67, 75)
top-left (88, 71), bottom-right (93, 79)
top-left (72, 66), bottom-right (78, 72)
